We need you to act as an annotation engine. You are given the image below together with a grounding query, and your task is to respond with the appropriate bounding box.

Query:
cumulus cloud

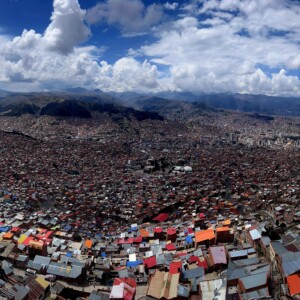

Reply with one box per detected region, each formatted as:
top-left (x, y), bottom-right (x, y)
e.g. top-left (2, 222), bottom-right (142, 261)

top-left (86, 0), bottom-right (164, 36)
top-left (164, 2), bottom-right (179, 10)
top-left (0, 33), bottom-right (161, 92)
top-left (141, 0), bottom-right (300, 96)
top-left (0, 0), bottom-right (163, 92)
top-left (44, 0), bottom-right (90, 54)
top-left (0, 0), bottom-right (300, 96)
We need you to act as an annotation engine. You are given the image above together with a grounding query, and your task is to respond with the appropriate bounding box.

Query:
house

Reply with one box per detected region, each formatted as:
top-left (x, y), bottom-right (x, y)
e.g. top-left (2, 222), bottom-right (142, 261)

top-left (153, 214), bottom-right (169, 223)
top-left (182, 267), bottom-right (205, 291)
top-left (195, 229), bottom-right (215, 248)
top-left (286, 274), bottom-right (300, 298)
top-left (7, 284), bottom-right (29, 300)
top-left (247, 229), bottom-right (262, 247)
top-left (199, 278), bottom-right (227, 300)
top-left (28, 239), bottom-right (47, 257)
top-left (140, 229), bottom-right (150, 241)
top-left (269, 241), bottom-right (286, 270)
top-left (227, 261), bottom-right (270, 287)
top-left (260, 236), bottom-right (271, 258)
top-left (27, 276), bottom-right (50, 300)
top-left (153, 227), bottom-right (164, 240)
top-left (110, 278), bottom-right (136, 300)
top-left (167, 228), bottom-right (177, 243)
top-left (89, 290), bottom-right (110, 300)
top-left (0, 241), bottom-right (16, 260)
top-left (14, 254), bottom-right (29, 269)
top-left (169, 261), bottom-right (182, 275)
top-left (209, 246), bottom-right (227, 270)
top-left (177, 284), bottom-right (190, 299)
top-left (237, 271), bottom-right (270, 299)
top-left (143, 256), bottom-right (157, 271)
top-left (216, 226), bottom-right (234, 243)
top-left (46, 260), bottom-right (85, 283)
top-left (30, 255), bottom-right (51, 274)
top-left (146, 270), bottom-right (179, 299)
top-left (279, 251), bottom-right (300, 282)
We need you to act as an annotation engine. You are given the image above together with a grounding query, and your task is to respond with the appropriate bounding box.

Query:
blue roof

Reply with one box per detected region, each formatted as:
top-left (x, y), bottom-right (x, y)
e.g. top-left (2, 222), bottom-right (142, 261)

top-left (126, 260), bottom-right (143, 267)
top-left (101, 252), bottom-right (107, 257)
top-left (64, 225), bottom-right (72, 231)
top-left (186, 236), bottom-right (193, 244)
top-left (0, 226), bottom-right (11, 232)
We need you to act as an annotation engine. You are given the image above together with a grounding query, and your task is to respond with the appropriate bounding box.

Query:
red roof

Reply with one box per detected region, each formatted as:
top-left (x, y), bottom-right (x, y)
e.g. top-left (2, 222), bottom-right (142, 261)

top-left (117, 238), bottom-right (134, 245)
top-left (187, 228), bottom-right (194, 234)
top-left (114, 278), bottom-right (137, 288)
top-left (22, 236), bottom-right (34, 246)
top-left (169, 261), bottom-right (182, 274)
top-left (113, 278), bottom-right (136, 300)
top-left (153, 227), bottom-right (163, 233)
top-left (167, 228), bottom-right (176, 236)
top-left (132, 236), bottom-right (142, 243)
top-left (189, 256), bottom-right (208, 269)
top-left (36, 230), bottom-right (53, 241)
top-left (199, 213), bottom-right (206, 218)
top-left (153, 213), bottom-right (169, 222)
top-left (11, 227), bottom-right (20, 232)
top-left (143, 256), bottom-right (157, 268)
top-left (166, 243), bottom-right (176, 251)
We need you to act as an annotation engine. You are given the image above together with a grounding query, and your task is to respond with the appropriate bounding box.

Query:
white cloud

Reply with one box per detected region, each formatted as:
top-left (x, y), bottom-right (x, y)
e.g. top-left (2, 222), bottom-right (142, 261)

top-left (86, 0), bottom-right (164, 36)
top-left (0, 0), bottom-right (163, 93)
top-left (0, 0), bottom-right (300, 97)
top-left (43, 0), bottom-right (90, 54)
top-left (164, 2), bottom-right (179, 10)
top-left (141, 0), bottom-right (300, 96)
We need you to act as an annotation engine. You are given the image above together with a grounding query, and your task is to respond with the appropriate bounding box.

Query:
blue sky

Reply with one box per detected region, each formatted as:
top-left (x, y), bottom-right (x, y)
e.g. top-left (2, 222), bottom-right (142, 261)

top-left (0, 0), bottom-right (300, 96)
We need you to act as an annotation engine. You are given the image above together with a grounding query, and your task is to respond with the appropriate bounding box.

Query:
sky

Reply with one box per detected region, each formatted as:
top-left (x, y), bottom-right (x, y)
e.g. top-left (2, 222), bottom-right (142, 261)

top-left (0, 0), bottom-right (300, 96)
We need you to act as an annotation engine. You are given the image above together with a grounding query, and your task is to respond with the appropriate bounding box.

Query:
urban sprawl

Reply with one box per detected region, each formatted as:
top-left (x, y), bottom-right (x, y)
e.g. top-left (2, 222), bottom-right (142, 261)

top-left (0, 111), bottom-right (299, 300)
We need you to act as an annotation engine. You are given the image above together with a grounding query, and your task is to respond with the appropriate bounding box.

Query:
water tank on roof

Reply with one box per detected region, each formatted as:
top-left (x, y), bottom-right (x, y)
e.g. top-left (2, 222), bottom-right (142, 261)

top-left (174, 166), bottom-right (182, 172)
top-left (184, 166), bottom-right (192, 172)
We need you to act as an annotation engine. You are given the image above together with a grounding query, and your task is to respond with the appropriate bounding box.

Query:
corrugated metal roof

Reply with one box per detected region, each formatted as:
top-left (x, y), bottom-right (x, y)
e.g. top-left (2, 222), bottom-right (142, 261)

top-left (177, 284), bottom-right (190, 297)
top-left (241, 287), bottom-right (269, 300)
top-left (238, 271), bottom-right (267, 290)
top-left (233, 257), bottom-right (260, 267)
top-left (281, 251), bottom-right (300, 262)
top-left (270, 241), bottom-right (286, 255)
top-left (210, 246), bottom-right (227, 265)
top-left (47, 262), bottom-right (82, 279)
top-left (183, 267), bottom-right (204, 279)
top-left (282, 259), bottom-right (300, 277)
top-left (249, 229), bottom-right (261, 240)
top-left (229, 250), bottom-right (248, 258)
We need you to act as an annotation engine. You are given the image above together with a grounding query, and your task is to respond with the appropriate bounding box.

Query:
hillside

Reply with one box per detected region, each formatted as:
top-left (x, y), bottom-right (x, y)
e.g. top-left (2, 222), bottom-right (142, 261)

top-left (0, 91), bottom-right (164, 121)
top-left (1, 89), bottom-right (300, 118)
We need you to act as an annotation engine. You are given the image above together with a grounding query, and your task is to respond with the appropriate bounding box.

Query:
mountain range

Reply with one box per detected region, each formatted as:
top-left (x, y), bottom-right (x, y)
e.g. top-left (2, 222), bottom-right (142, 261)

top-left (0, 88), bottom-right (300, 119)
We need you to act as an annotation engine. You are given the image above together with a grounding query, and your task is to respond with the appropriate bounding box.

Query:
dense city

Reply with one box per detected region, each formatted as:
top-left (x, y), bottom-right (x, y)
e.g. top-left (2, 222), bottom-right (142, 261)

top-left (0, 109), bottom-right (299, 300)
